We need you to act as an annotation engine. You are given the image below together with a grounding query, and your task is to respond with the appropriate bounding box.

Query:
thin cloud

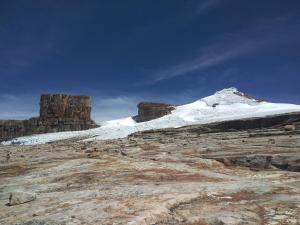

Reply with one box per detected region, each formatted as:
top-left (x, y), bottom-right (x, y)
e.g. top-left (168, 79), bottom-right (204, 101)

top-left (92, 96), bottom-right (139, 123)
top-left (143, 14), bottom-right (299, 85)
top-left (0, 94), bottom-right (39, 120)
top-left (198, 0), bottom-right (221, 13)
top-left (0, 93), bottom-right (198, 123)
top-left (151, 45), bottom-right (252, 83)
top-left (91, 92), bottom-right (201, 123)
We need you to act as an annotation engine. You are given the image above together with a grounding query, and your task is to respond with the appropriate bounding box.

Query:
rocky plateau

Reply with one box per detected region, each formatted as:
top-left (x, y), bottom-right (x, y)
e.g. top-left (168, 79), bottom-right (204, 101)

top-left (1, 111), bottom-right (300, 225)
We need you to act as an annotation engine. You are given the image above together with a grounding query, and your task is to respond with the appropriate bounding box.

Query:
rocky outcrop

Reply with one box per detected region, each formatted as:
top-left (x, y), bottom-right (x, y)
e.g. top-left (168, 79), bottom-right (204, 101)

top-left (0, 94), bottom-right (98, 142)
top-left (134, 102), bottom-right (175, 122)
top-left (40, 94), bottom-right (92, 120)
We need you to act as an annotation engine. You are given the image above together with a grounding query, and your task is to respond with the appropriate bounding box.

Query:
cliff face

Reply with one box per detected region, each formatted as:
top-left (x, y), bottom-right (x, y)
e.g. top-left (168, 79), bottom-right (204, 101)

top-left (40, 94), bottom-right (92, 120)
top-left (0, 94), bottom-right (98, 142)
top-left (135, 102), bottom-right (175, 122)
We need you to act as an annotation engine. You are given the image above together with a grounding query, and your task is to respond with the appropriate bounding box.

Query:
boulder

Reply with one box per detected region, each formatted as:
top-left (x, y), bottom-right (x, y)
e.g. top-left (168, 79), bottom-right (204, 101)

top-left (8, 191), bottom-right (36, 206)
top-left (284, 124), bottom-right (296, 131)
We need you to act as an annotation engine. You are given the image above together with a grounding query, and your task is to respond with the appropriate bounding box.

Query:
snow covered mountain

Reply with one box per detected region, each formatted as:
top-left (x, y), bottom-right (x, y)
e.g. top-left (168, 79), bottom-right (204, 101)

top-left (2, 87), bottom-right (300, 145)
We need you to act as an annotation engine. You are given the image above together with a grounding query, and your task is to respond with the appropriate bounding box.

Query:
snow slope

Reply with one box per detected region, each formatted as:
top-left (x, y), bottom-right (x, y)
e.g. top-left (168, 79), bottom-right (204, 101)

top-left (2, 88), bottom-right (300, 145)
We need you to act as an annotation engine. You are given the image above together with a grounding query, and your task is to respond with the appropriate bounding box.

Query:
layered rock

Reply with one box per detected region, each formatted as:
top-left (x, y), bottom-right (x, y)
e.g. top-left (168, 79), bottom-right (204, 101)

top-left (40, 94), bottom-right (92, 120)
top-left (134, 102), bottom-right (175, 122)
top-left (0, 94), bottom-right (98, 142)
top-left (130, 111), bottom-right (300, 172)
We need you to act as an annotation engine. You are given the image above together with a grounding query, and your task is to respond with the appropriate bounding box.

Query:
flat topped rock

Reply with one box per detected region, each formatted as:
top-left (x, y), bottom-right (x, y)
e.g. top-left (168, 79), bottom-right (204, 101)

top-left (0, 94), bottom-right (98, 142)
top-left (135, 102), bottom-right (175, 122)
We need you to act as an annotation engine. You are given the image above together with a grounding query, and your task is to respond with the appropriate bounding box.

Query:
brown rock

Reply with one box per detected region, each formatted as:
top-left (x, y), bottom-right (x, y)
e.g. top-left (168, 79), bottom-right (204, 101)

top-left (40, 94), bottom-right (92, 120)
top-left (134, 102), bottom-right (175, 122)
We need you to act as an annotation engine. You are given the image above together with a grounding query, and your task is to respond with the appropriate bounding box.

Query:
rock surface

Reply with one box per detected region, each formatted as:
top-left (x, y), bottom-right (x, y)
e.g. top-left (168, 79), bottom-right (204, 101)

top-left (134, 102), bottom-right (175, 122)
top-left (1, 115), bottom-right (300, 224)
top-left (0, 94), bottom-right (98, 142)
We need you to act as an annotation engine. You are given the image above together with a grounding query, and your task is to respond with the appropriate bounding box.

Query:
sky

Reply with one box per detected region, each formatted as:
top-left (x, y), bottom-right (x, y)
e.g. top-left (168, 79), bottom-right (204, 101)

top-left (0, 0), bottom-right (300, 122)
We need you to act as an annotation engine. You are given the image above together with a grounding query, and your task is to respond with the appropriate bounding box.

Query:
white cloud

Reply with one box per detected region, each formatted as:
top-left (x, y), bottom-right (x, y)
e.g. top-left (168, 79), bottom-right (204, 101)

top-left (92, 96), bottom-right (139, 123)
top-left (91, 93), bottom-right (200, 123)
top-left (0, 94), bottom-right (139, 123)
top-left (0, 94), bottom-right (39, 120)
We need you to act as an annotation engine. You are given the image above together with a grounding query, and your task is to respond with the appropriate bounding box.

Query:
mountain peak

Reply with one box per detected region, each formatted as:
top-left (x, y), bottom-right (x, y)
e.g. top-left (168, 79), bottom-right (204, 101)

top-left (214, 87), bottom-right (239, 95)
top-left (201, 87), bottom-right (260, 106)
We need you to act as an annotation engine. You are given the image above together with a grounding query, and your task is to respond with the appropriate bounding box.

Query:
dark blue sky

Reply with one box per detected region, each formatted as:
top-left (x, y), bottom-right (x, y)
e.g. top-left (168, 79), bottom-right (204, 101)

top-left (1, 0), bottom-right (300, 122)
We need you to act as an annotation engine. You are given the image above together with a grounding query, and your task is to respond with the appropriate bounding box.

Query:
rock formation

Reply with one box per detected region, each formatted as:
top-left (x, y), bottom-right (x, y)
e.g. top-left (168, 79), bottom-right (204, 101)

top-left (40, 94), bottom-right (92, 120)
top-left (0, 94), bottom-right (98, 142)
top-left (134, 102), bottom-right (175, 122)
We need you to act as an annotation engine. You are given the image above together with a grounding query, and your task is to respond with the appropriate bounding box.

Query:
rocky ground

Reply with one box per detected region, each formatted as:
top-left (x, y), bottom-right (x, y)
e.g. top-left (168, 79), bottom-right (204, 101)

top-left (0, 119), bottom-right (300, 225)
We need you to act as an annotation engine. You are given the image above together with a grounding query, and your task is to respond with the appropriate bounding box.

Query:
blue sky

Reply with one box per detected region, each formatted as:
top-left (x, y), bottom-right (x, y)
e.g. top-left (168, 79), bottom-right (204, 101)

top-left (0, 0), bottom-right (300, 122)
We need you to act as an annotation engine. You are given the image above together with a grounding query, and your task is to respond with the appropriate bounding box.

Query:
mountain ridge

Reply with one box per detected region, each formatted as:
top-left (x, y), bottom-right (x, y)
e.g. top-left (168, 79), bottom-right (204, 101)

top-left (2, 87), bottom-right (300, 145)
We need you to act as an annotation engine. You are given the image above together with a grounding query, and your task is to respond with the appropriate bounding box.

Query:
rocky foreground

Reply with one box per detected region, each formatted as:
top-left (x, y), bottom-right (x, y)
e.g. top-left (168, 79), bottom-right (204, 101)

top-left (0, 114), bottom-right (300, 225)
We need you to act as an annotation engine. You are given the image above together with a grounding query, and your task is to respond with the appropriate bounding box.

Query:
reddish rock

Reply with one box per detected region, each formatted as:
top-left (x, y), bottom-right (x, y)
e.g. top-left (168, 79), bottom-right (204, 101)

top-left (135, 102), bottom-right (175, 122)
